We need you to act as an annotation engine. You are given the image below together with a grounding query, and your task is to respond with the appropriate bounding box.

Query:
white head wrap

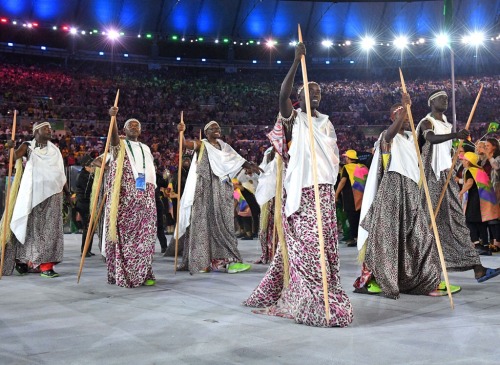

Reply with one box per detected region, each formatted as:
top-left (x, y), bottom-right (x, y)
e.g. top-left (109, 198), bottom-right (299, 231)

top-left (428, 91), bottom-right (447, 106)
top-left (204, 121), bottom-right (220, 131)
top-left (297, 82), bottom-right (321, 97)
top-left (32, 122), bottom-right (51, 135)
top-left (124, 118), bottom-right (141, 129)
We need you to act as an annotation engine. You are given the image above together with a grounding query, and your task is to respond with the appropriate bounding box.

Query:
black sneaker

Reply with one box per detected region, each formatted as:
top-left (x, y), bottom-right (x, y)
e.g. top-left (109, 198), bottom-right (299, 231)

top-left (40, 269), bottom-right (59, 278)
top-left (15, 263), bottom-right (29, 275)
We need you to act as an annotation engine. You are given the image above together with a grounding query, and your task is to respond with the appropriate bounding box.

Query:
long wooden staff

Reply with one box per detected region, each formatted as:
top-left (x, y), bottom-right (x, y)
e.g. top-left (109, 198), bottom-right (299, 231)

top-left (298, 25), bottom-right (330, 322)
top-left (89, 195), bottom-right (107, 239)
top-left (174, 111), bottom-right (184, 273)
top-left (0, 110), bottom-right (17, 279)
top-left (399, 69), bottom-right (454, 309)
top-left (433, 84), bottom-right (483, 219)
top-left (78, 90), bottom-right (119, 283)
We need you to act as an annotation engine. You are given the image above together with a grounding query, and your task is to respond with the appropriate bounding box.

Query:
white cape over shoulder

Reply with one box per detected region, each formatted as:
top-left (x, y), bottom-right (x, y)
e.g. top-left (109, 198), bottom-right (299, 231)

top-left (10, 141), bottom-right (66, 244)
top-left (175, 139), bottom-right (246, 239)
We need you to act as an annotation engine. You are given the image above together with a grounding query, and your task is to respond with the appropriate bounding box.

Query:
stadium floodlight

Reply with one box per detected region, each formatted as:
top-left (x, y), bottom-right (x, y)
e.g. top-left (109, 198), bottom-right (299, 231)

top-left (418, 38), bottom-right (425, 44)
top-left (266, 39), bottom-right (275, 48)
top-left (434, 33), bottom-right (450, 48)
top-left (393, 36), bottom-right (408, 50)
top-left (321, 40), bottom-right (333, 48)
top-left (360, 36), bottom-right (376, 51)
top-left (345, 40), bottom-right (351, 46)
top-left (108, 30), bottom-right (120, 41)
top-left (462, 31), bottom-right (485, 46)
top-left (289, 41), bottom-right (297, 46)
top-left (70, 27), bottom-right (77, 35)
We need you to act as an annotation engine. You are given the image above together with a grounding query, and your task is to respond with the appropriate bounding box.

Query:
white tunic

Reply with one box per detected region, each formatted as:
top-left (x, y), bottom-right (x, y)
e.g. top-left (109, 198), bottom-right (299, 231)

top-left (284, 109), bottom-right (339, 217)
top-left (416, 114), bottom-right (452, 180)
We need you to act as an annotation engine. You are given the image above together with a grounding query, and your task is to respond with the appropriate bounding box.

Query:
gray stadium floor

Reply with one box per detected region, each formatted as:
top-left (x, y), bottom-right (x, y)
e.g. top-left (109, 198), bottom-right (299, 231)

top-left (1, 233), bottom-right (499, 365)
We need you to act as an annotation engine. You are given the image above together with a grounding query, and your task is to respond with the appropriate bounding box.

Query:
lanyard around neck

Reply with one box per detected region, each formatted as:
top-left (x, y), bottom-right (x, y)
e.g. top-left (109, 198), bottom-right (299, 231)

top-left (125, 139), bottom-right (146, 170)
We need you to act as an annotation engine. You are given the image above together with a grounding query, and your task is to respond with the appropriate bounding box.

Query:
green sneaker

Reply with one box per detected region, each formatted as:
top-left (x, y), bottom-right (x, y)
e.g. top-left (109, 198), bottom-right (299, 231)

top-left (366, 279), bottom-right (382, 294)
top-left (143, 279), bottom-right (156, 286)
top-left (428, 281), bottom-right (461, 296)
top-left (40, 269), bottom-right (59, 278)
top-left (227, 262), bottom-right (251, 274)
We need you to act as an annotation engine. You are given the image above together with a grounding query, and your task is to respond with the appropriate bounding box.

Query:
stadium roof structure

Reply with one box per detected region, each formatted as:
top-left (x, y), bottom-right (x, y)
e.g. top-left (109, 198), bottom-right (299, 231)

top-left (1, 0), bottom-right (499, 68)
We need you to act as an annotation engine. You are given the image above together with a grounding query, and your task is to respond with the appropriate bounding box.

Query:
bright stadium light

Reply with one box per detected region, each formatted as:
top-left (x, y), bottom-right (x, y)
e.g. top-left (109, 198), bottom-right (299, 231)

top-left (266, 39), bottom-right (275, 48)
top-left (289, 40), bottom-right (297, 46)
top-left (360, 36), bottom-right (376, 51)
top-left (435, 33), bottom-right (450, 48)
top-left (393, 36), bottom-right (408, 49)
top-left (108, 29), bottom-right (120, 40)
top-left (321, 40), bottom-right (333, 48)
top-left (462, 31), bottom-right (485, 46)
top-left (70, 27), bottom-right (77, 35)
top-left (345, 40), bottom-right (351, 46)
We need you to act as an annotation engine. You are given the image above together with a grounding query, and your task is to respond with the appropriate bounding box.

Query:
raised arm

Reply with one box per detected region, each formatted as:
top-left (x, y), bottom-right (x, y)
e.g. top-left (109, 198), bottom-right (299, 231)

top-left (108, 106), bottom-right (120, 146)
top-left (177, 123), bottom-right (200, 151)
top-left (279, 43), bottom-right (305, 118)
top-left (384, 93), bottom-right (411, 143)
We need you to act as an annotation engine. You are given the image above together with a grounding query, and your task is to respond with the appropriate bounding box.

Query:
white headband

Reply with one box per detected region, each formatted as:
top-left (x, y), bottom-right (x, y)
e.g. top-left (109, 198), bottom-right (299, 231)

top-left (124, 118), bottom-right (141, 129)
top-left (428, 91), bottom-right (447, 106)
top-left (33, 122), bottom-right (51, 135)
top-left (204, 121), bottom-right (219, 131)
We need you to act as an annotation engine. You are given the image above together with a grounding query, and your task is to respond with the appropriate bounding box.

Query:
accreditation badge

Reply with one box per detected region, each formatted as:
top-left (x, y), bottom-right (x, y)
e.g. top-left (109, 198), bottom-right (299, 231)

top-left (136, 173), bottom-right (146, 191)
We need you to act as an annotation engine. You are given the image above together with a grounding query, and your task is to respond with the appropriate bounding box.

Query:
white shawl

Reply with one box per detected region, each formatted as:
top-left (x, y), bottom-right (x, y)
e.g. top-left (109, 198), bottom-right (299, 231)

top-left (357, 131), bottom-right (421, 250)
top-left (416, 114), bottom-right (452, 180)
top-left (175, 139), bottom-right (246, 239)
top-left (284, 109), bottom-right (339, 217)
top-left (10, 140), bottom-right (66, 244)
top-left (123, 140), bottom-right (157, 187)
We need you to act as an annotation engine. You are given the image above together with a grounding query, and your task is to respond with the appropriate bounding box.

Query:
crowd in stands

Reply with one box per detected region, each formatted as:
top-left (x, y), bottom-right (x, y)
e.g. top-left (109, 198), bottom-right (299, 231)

top-left (0, 59), bottom-right (498, 179)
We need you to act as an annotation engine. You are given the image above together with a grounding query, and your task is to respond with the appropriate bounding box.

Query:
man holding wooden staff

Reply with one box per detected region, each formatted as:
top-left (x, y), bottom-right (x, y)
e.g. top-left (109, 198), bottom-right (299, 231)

top-left (175, 121), bottom-right (261, 274)
top-left (354, 100), bottom-right (459, 298)
top-left (3, 121), bottom-right (68, 278)
top-left (105, 107), bottom-right (157, 288)
top-left (244, 43), bottom-right (353, 327)
top-left (417, 90), bottom-right (500, 283)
